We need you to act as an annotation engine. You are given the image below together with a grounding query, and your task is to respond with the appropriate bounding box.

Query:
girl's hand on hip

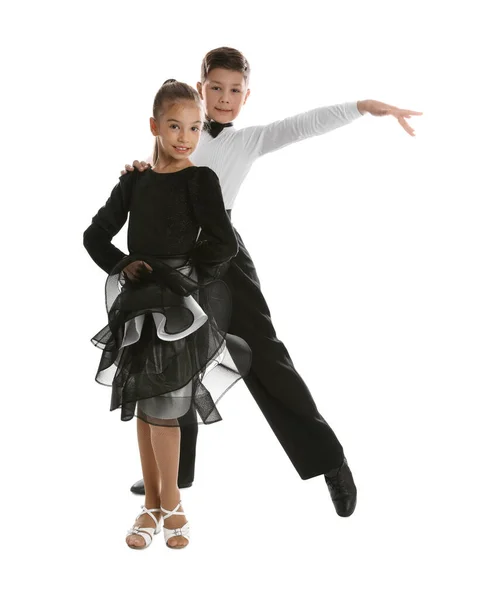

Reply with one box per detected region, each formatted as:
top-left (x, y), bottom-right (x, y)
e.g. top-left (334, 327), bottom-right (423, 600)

top-left (357, 100), bottom-right (423, 136)
top-left (123, 260), bottom-right (153, 282)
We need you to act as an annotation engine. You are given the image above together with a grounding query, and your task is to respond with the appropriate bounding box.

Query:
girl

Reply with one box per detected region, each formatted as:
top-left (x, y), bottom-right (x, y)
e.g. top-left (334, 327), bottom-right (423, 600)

top-left (83, 79), bottom-right (250, 550)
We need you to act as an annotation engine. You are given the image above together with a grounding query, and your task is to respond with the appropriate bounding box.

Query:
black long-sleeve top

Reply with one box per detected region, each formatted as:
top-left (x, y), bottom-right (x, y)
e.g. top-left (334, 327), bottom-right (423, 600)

top-left (83, 166), bottom-right (238, 276)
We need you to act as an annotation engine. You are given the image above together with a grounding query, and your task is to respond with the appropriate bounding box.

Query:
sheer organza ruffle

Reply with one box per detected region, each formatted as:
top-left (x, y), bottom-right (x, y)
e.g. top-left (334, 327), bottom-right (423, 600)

top-left (91, 254), bottom-right (251, 427)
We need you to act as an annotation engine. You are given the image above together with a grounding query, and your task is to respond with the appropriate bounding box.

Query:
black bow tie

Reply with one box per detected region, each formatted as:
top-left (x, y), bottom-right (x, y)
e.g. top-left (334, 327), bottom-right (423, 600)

top-left (204, 119), bottom-right (233, 139)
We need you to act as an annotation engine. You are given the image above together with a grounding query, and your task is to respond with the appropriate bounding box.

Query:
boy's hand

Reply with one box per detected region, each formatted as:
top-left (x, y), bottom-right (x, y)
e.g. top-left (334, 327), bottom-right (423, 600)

top-left (123, 260), bottom-right (153, 282)
top-left (120, 161), bottom-right (151, 176)
top-left (357, 100), bottom-right (423, 136)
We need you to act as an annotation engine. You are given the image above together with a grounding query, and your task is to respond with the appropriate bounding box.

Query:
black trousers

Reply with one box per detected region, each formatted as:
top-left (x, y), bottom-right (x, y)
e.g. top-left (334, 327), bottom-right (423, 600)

top-left (178, 224), bottom-right (344, 484)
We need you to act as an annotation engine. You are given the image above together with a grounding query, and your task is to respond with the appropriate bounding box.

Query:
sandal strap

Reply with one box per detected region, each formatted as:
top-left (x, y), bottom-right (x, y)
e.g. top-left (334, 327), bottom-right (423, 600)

top-left (137, 505), bottom-right (162, 529)
top-left (163, 522), bottom-right (191, 544)
top-left (160, 501), bottom-right (185, 520)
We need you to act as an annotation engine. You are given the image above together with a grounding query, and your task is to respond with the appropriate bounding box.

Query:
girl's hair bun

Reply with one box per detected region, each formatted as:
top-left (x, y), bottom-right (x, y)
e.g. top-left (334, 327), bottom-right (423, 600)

top-left (162, 79), bottom-right (177, 86)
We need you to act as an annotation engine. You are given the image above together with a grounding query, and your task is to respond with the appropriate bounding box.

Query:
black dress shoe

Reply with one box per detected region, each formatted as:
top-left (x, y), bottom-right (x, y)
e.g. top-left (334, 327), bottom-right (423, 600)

top-left (324, 457), bottom-right (357, 517)
top-left (130, 479), bottom-right (145, 495)
top-left (130, 478), bottom-right (193, 496)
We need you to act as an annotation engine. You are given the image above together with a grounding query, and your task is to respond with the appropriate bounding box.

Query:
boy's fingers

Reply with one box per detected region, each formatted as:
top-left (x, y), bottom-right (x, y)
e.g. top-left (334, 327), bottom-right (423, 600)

top-left (398, 116), bottom-right (415, 136)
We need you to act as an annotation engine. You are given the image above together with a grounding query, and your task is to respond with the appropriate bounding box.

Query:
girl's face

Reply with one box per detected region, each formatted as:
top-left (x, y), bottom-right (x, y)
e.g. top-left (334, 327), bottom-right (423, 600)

top-left (197, 68), bottom-right (250, 123)
top-left (150, 101), bottom-right (202, 160)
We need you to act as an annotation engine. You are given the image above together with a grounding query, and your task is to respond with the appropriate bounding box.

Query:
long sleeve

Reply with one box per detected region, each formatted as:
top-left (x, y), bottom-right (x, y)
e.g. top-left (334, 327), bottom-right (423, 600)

top-left (188, 167), bottom-right (238, 274)
top-left (83, 171), bottom-right (136, 274)
top-left (243, 101), bottom-right (363, 158)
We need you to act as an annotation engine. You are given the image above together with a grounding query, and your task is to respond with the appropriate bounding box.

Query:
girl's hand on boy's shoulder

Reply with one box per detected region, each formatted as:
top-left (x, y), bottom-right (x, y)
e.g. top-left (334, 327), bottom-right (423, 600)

top-left (120, 161), bottom-right (151, 176)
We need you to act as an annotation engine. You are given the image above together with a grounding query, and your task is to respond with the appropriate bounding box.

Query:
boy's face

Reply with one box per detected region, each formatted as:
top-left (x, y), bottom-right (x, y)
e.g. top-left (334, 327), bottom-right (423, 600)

top-left (197, 68), bottom-right (250, 123)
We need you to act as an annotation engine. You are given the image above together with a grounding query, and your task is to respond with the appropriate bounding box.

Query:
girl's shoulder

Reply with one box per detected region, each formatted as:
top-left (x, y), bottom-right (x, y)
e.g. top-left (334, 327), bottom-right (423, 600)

top-left (190, 165), bottom-right (220, 183)
top-left (119, 167), bottom-right (142, 180)
top-left (119, 168), bottom-right (155, 199)
top-left (118, 166), bottom-right (146, 188)
top-left (187, 166), bottom-right (222, 202)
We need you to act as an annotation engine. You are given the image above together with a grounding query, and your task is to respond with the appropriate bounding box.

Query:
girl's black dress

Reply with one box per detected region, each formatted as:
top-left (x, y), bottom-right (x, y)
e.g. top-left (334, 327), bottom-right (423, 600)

top-left (83, 166), bottom-right (251, 427)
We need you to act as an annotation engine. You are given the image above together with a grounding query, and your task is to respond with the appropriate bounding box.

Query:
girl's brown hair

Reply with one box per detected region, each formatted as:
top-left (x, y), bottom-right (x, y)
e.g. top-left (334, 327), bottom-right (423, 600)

top-left (151, 79), bottom-right (204, 167)
top-left (200, 47), bottom-right (250, 85)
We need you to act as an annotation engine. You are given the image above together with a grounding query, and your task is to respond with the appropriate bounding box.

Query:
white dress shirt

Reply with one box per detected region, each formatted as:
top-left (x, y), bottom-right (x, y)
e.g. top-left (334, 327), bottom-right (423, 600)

top-left (148, 102), bottom-right (364, 210)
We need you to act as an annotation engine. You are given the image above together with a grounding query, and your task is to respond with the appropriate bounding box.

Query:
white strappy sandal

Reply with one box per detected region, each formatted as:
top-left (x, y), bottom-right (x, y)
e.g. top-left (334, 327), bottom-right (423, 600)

top-left (126, 506), bottom-right (162, 550)
top-left (161, 501), bottom-right (190, 549)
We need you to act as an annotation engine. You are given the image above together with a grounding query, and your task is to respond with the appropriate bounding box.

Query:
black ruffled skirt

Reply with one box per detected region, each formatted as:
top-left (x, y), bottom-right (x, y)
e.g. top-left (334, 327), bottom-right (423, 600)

top-left (91, 254), bottom-right (251, 427)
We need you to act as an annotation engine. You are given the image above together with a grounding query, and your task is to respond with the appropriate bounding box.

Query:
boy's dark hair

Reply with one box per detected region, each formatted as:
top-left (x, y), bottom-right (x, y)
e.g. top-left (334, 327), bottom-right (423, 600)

top-left (200, 47), bottom-right (250, 85)
top-left (151, 79), bottom-right (204, 166)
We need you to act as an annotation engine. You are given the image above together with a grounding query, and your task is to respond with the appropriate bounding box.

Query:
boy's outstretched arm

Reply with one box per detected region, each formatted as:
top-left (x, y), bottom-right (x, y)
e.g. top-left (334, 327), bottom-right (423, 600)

top-left (247, 100), bottom-right (422, 158)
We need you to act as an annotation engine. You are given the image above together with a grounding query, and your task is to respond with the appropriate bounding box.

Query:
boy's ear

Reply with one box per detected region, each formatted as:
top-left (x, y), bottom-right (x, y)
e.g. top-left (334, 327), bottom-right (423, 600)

top-left (196, 81), bottom-right (203, 99)
top-left (243, 88), bottom-right (251, 105)
top-left (150, 117), bottom-right (158, 136)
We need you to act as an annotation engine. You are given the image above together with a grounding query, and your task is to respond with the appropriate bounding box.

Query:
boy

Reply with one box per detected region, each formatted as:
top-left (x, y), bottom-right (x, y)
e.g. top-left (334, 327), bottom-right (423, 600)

top-left (124, 47), bottom-right (422, 517)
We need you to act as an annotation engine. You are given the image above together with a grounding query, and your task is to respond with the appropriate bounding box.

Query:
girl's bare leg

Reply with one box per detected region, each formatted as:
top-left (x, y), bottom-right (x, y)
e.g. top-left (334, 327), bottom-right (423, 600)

top-left (150, 421), bottom-right (189, 548)
top-left (126, 418), bottom-right (162, 548)
top-left (126, 418), bottom-right (188, 549)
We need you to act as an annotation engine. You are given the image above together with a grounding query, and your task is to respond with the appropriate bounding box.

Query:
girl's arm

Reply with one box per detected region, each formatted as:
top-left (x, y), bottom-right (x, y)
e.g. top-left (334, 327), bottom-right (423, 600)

top-left (83, 171), bottom-right (136, 273)
top-left (189, 167), bottom-right (238, 275)
top-left (243, 101), bottom-right (364, 158)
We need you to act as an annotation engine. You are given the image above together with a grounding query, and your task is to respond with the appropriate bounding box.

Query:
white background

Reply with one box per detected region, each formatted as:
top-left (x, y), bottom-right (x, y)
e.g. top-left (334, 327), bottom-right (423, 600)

top-left (2, 0), bottom-right (477, 598)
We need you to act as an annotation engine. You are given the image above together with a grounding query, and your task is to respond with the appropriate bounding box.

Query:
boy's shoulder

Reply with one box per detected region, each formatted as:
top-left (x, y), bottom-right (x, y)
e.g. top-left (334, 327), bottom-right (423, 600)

top-left (229, 123), bottom-right (267, 147)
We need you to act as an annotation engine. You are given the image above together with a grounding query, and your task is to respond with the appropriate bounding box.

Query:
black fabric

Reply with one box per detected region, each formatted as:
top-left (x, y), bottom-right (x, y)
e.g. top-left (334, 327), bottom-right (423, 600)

top-left (91, 254), bottom-right (251, 426)
top-left (84, 167), bottom-right (251, 427)
top-left (178, 223), bottom-right (345, 479)
top-left (204, 119), bottom-right (233, 139)
top-left (84, 166), bottom-right (237, 274)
